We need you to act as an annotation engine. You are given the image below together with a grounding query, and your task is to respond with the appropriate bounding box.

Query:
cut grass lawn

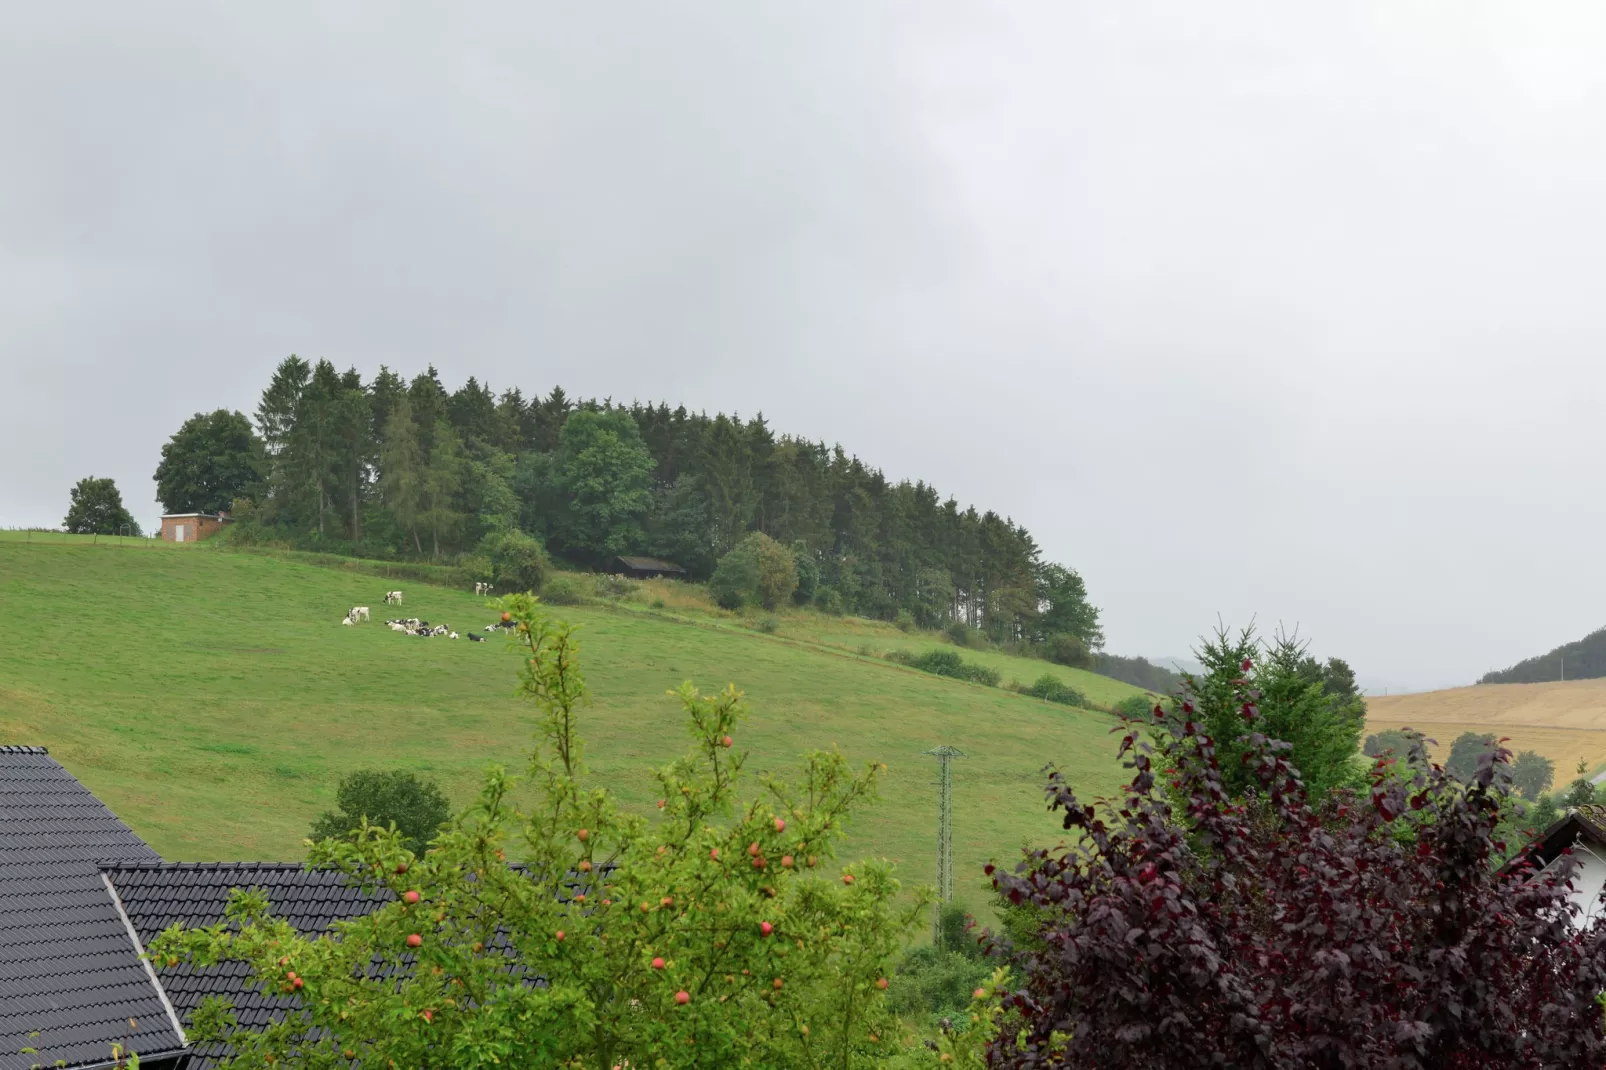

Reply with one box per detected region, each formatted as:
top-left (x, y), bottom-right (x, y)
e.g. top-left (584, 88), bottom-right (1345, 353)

top-left (0, 540), bottom-right (1145, 913)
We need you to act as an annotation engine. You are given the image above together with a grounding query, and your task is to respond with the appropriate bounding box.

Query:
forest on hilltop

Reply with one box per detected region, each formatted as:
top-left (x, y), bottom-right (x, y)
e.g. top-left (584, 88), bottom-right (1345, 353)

top-left (1480, 626), bottom-right (1606, 684)
top-left (152, 358), bottom-right (1103, 653)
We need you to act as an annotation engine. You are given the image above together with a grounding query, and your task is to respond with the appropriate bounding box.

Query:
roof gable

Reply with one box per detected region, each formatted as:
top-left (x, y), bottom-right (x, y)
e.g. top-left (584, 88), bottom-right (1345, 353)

top-left (0, 747), bottom-right (185, 1070)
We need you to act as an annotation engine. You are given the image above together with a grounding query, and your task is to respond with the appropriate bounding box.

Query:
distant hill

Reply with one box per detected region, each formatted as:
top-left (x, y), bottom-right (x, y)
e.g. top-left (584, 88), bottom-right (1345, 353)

top-left (1150, 654), bottom-right (1207, 679)
top-left (1480, 627), bottom-right (1606, 685)
top-left (1366, 678), bottom-right (1606, 776)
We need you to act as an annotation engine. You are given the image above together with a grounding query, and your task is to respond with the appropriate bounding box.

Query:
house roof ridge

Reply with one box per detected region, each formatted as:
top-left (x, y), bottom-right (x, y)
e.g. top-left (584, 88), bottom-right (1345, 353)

top-left (0, 743), bottom-right (50, 754)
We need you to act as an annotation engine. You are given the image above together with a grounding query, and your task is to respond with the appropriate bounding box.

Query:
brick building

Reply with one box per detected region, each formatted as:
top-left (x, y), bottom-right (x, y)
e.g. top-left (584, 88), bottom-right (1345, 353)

top-left (159, 513), bottom-right (232, 543)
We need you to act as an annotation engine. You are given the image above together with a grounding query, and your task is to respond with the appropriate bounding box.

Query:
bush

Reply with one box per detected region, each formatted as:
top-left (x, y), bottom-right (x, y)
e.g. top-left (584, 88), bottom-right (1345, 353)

top-left (593, 572), bottom-right (642, 602)
top-left (1020, 674), bottom-right (1087, 707)
top-left (890, 649), bottom-right (1001, 688)
top-left (754, 615), bottom-right (779, 634)
top-left (156, 597), bottom-right (921, 1068)
top-left (1043, 633), bottom-right (1091, 669)
top-left (540, 573), bottom-right (587, 605)
top-left (1114, 694), bottom-right (1156, 720)
top-left (945, 621), bottom-right (978, 648)
top-left (1363, 728), bottom-right (1412, 758)
top-left (307, 770), bottom-right (450, 857)
top-left (650, 597), bottom-right (667, 610)
top-left (709, 533), bottom-right (797, 611)
top-left (895, 609), bottom-right (916, 633)
top-left (983, 679), bottom-right (1606, 1066)
top-left (478, 530), bottom-right (551, 593)
top-left (814, 585), bottom-right (845, 615)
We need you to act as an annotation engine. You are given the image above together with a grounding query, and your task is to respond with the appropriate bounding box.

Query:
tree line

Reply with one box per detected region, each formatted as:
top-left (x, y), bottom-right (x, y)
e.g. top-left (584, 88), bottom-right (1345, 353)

top-left (1480, 625), bottom-right (1606, 684)
top-left (152, 356), bottom-right (1103, 650)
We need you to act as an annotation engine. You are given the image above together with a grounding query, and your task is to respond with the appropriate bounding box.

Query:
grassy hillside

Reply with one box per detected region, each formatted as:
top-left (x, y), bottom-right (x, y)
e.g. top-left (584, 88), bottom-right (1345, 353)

top-left (1366, 680), bottom-right (1606, 775)
top-left (0, 538), bottom-right (1146, 912)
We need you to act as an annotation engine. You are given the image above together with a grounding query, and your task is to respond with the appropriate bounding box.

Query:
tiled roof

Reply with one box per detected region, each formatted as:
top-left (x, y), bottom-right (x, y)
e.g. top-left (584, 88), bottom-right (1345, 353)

top-left (0, 746), bottom-right (186, 1070)
top-left (103, 863), bottom-right (392, 1069)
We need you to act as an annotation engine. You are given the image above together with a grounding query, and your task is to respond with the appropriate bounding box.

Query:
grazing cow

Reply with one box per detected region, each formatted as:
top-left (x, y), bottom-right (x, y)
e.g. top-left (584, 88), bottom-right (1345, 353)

top-left (384, 591), bottom-right (403, 605)
top-left (474, 582), bottom-right (492, 596)
top-left (467, 633), bottom-right (486, 642)
top-left (347, 606), bottom-right (370, 623)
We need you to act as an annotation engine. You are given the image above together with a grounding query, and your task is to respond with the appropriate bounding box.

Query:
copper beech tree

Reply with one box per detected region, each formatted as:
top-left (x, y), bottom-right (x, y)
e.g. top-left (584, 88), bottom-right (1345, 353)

top-left (983, 660), bottom-right (1606, 1069)
top-left (152, 594), bottom-right (923, 1068)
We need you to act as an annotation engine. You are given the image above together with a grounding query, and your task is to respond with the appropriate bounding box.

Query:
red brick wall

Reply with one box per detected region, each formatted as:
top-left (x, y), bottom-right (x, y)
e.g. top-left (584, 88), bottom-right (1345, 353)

top-left (160, 516), bottom-right (229, 542)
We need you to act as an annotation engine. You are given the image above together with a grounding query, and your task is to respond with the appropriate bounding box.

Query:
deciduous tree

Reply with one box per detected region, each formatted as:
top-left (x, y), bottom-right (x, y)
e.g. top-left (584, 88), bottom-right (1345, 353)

top-left (153, 409), bottom-right (263, 515)
top-left (63, 476), bottom-right (140, 535)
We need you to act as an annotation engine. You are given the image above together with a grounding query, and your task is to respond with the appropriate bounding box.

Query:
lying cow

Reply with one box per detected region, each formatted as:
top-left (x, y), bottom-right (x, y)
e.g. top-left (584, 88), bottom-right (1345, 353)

top-left (467, 633), bottom-right (486, 642)
top-left (384, 591), bottom-right (403, 605)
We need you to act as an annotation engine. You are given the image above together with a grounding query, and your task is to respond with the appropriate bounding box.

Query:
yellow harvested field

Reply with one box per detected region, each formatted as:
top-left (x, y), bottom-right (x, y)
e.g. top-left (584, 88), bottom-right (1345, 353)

top-left (1366, 679), bottom-right (1606, 773)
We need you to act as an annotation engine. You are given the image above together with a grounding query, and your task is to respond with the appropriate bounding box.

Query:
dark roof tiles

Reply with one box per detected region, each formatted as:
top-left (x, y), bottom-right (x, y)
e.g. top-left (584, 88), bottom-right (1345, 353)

top-left (0, 748), bottom-right (184, 1070)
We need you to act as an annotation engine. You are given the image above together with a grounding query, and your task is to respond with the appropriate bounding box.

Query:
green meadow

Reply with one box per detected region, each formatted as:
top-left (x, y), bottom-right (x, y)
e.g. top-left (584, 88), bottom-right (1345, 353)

top-left (0, 537), bottom-right (1142, 911)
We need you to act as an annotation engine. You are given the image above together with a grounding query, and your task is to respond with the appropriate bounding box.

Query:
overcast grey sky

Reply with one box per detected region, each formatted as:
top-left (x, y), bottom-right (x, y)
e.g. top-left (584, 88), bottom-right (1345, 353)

top-left (5, 2), bottom-right (1606, 692)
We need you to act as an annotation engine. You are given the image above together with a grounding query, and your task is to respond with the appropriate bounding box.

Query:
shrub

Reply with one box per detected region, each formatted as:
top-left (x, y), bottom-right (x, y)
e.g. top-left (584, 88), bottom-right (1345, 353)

top-left (650, 596), bottom-right (667, 610)
top-left (814, 585), bottom-right (845, 615)
top-left (540, 573), bottom-right (586, 605)
top-left (1511, 750), bottom-right (1556, 800)
top-left (945, 621), bottom-right (977, 648)
top-left (895, 609), bottom-right (916, 633)
top-left (155, 596), bottom-right (922, 1068)
top-left (710, 533), bottom-right (797, 611)
top-left (983, 677), bottom-right (1606, 1067)
top-left (1114, 694), bottom-right (1156, 720)
top-left (1362, 728), bottom-right (1412, 758)
top-left (754, 615), bottom-right (779, 634)
top-left (891, 649), bottom-right (1001, 688)
top-left (307, 770), bottom-right (450, 857)
top-left (593, 572), bottom-right (642, 601)
top-left (1445, 730), bottom-right (1500, 782)
top-left (477, 530), bottom-right (550, 593)
top-left (1021, 674), bottom-right (1086, 707)
top-left (1043, 633), bottom-right (1091, 669)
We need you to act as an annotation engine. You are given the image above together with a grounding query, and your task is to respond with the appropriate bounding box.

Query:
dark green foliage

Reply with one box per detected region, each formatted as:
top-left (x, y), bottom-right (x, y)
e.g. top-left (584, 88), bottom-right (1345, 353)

top-left (1445, 731), bottom-right (1499, 783)
top-left (478, 529), bottom-right (550, 593)
top-left (1363, 729), bottom-right (1413, 758)
top-left (1020, 674), bottom-right (1087, 708)
top-left (1511, 749), bottom-right (1556, 800)
top-left (1481, 627), bottom-right (1606, 684)
top-left (153, 409), bottom-right (264, 514)
top-left (791, 542), bottom-right (819, 604)
top-left (1089, 653), bottom-right (1181, 693)
top-left (1178, 624), bottom-right (1367, 799)
top-left (1044, 633), bottom-right (1090, 668)
top-left (63, 476), bottom-right (140, 535)
top-left (708, 532), bottom-right (796, 611)
top-left (888, 903), bottom-right (991, 1026)
top-left (1563, 776), bottom-right (1597, 809)
top-left (1115, 694), bottom-right (1157, 720)
top-left (549, 408), bottom-right (654, 563)
top-left (889, 649), bottom-right (1001, 687)
top-left (894, 609), bottom-right (916, 632)
top-left (540, 574), bottom-right (586, 605)
top-left (231, 364), bottom-right (1107, 653)
top-left (1524, 792), bottom-right (1561, 834)
top-left (308, 769), bottom-right (450, 856)
top-left (945, 620), bottom-right (980, 648)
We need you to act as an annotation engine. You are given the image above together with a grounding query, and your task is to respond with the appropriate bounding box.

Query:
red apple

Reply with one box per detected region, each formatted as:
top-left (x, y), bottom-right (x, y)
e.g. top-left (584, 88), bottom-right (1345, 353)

top-left (578, 860), bottom-right (592, 873)
top-left (841, 874), bottom-right (855, 885)
top-left (661, 896), bottom-right (674, 907)
top-left (876, 978), bottom-right (888, 990)
top-left (780, 855), bottom-right (794, 869)
top-left (292, 977), bottom-right (303, 990)
top-left (675, 990), bottom-right (690, 1005)
top-left (406, 934), bottom-right (423, 948)
top-left (556, 930), bottom-right (566, 942)
top-left (772, 977), bottom-right (784, 990)
top-left (421, 1009), bottom-right (434, 1023)
top-left (652, 956), bottom-right (666, 970)
top-left (748, 842), bottom-right (760, 857)
top-left (395, 863), bottom-right (408, 874)
top-left (774, 818), bottom-right (786, 833)
top-left (973, 988), bottom-right (986, 1000)
top-left (403, 890), bottom-right (420, 905)
top-left (760, 921), bottom-right (773, 937)
top-left (709, 847), bottom-right (720, 861)
top-left (752, 857), bottom-right (766, 870)
top-left (721, 735), bottom-right (733, 748)
top-left (502, 612), bottom-right (511, 622)
top-left (577, 828), bottom-right (589, 842)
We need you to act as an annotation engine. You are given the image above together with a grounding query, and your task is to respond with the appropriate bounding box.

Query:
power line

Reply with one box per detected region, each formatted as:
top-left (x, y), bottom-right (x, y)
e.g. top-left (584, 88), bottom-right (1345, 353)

top-left (924, 744), bottom-right (966, 941)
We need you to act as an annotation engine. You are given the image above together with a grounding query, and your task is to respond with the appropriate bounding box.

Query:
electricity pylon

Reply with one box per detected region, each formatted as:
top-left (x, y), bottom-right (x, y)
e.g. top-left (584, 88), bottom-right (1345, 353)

top-left (924, 745), bottom-right (966, 941)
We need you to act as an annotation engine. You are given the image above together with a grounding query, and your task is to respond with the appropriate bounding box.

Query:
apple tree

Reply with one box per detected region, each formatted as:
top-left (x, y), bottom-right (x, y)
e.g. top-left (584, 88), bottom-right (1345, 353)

top-left (150, 594), bottom-right (924, 1068)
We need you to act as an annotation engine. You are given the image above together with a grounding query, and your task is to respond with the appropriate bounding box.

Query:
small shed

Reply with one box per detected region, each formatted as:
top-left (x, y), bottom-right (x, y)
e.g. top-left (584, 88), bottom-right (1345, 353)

top-left (161, 512), bottom-right (233, 543)
top-left (1504, 804), bottom-right (1606, 929)
top-left (615, 555), bottom-right (687, 580)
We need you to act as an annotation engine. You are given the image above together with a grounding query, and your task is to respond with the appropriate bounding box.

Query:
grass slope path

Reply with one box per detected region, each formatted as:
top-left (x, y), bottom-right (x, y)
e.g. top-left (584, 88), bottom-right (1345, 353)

top-left (0, 541), bottom-right (1137, 908)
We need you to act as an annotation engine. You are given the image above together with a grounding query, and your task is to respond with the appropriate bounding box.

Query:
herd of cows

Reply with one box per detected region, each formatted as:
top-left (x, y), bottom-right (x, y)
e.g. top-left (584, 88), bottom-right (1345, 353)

top-left (338, 587), bottom-right (514, 644)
